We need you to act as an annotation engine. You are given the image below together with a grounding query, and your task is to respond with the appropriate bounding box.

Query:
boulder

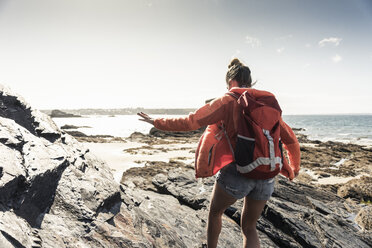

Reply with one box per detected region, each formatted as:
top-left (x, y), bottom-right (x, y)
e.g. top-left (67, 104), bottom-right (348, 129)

top-left (149, 127), bottom-right (204, 138)
top-left (50, 109), bottom-right (81, 118)
top-left (356, 206), bottom-right (372, 231)
top-left (0, 85), bottom-right (195, 247)
top-left (123, 162), bottom-right (372, 248)
top-left (337, 176), bottom-right (372, 201)
top-left (2, 84), bottom-right (371, 247)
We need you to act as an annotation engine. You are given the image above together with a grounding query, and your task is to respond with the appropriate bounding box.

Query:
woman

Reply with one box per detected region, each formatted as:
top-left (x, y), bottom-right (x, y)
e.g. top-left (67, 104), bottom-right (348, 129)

top-left (138, 58), bottom-right (300, 248)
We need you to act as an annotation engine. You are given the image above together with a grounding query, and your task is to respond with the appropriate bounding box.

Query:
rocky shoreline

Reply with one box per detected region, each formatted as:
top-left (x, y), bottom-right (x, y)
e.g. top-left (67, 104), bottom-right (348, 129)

top-left (1, 85), bottom-right (371, 247)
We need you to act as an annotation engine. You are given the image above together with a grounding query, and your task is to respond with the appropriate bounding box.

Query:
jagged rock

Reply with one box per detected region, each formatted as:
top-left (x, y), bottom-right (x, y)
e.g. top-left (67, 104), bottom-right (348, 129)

top-left (0, 85), bottom-right (61, 142)
top-left (129, 163), bottom-right (372, 248)
top-left (149, 127), bottom-right (204, 138)
top-left (122, 180), bottom-right (278, 248)
top-left (60, 124), bottom-right (91, 129)
top-left (337, 176), bottom-right (372, 201)
top-left (64, 130), bottom-right (89, 137)
top-left (0, 211), bottom-right (35, 248)
top-left (2, 84), bottom-right (371, 247)
top-left (0, 85), bottom-right (197, 247)
top-left (50, 109), bottom-right (81, 118)
top-left (356, 206), bottom-right (372, 230)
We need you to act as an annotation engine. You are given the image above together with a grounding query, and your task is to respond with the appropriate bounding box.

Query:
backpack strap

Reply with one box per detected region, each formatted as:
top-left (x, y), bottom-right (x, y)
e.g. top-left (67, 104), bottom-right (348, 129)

top-left (221, 123), bottom-right (235, 157)
top-left (262, 129), bottom-right (276, 171)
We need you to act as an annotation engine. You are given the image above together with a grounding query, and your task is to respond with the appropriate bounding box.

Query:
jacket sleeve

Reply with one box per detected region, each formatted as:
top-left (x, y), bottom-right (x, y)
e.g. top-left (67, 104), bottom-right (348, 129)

top-left (154, 96), bottom-right (228, 132)
top-left (279, 118), bottom-right (301, 174)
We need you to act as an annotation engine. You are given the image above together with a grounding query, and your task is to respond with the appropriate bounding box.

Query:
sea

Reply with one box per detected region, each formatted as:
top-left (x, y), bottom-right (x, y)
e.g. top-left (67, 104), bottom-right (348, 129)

top-left (52, 114), bottom-right (372, 147)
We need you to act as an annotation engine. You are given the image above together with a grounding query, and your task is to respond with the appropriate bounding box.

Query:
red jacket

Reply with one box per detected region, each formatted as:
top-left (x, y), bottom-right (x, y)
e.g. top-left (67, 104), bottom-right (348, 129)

top-left (154, 87), bottom-right (301, 179)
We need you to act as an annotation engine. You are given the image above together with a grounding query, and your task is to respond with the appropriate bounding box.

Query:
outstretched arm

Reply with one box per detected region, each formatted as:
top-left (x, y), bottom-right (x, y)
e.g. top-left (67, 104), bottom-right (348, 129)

top-left (148, 96), bottom-right (229, 132)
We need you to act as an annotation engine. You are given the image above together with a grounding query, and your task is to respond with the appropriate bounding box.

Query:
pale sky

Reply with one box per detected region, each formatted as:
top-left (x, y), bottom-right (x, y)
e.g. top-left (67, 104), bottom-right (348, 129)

top-left (0, 0), bottom-right (371, 114)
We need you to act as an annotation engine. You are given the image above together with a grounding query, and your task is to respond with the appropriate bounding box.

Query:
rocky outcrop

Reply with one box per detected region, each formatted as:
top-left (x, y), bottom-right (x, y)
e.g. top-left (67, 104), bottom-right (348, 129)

top-left (150, 127), bottom-right (204, 138)
top-left (0, 85), bottom-right (61, 142)
top-left (0, 86), bottom-right (206, 247)
top-left (122, 163), bottom-right (372, 248)
top-left (356, 206), bottom-right (372, 231)
top-left (337, 176), bottom-right (372, 201)
top-left (50, 109), bottom-right (81, 118)
top-left (60, 124), bottom-right (92, 129)
top-left (1, 84), bottom-right (371, 247)
top-left (299, 138), bottom-right (372, 178)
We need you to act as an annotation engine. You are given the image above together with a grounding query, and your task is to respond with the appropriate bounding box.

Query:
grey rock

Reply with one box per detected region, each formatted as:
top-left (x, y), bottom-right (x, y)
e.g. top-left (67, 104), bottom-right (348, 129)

top-left (50, 109), bottom-right (81, 118)
top-left (1, 84), bottom-right (371, 247)
top-left (0, 85), bottom-right (61, 142)
top-left (356, 206), bottom-right (372, 231)
top-left (0, 85), bottom-right (196, 247)
top-left (147, 166), bottom-right (372, 248)
top-left (337, 176), bottom-right (372, 201)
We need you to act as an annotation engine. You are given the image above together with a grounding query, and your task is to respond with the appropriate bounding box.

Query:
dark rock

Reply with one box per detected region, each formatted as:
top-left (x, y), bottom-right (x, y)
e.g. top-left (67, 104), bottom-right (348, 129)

top-left (60, 124), bottom-right (91, 129)
top-left (128, 131), bottom-right (147, 139)
top-left (64, 130), bottom-right (88, 137)
top-left (0, 85), bottom-right (61, 142)
top-left (319, 172), bottom-right (331, 178)
top-left (2, 84), bottom-right (371, 247)
top-left (125, 162), bottom-right (372, 248)
top-left (337, 176), bottom-right (372, 201)
top-left (292, 127), bottom-right (306, 132)
top-left (0, 85), bottom-right (198, 247)
top-left (356, 206), bottom-right (372, 230)
top-left (149, 127), bottom-right (204, 138)
top-left (50, 109), bottom-right (81, 118)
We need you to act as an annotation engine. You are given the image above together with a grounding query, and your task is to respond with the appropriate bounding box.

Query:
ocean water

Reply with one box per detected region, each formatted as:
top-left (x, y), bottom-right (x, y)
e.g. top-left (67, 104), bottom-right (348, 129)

top-left (283, 115), bottom-right (372, 147)
top-left (52, 114), bottom-right (372, 147)
top-left (52, 115), bottom-right (183, 138)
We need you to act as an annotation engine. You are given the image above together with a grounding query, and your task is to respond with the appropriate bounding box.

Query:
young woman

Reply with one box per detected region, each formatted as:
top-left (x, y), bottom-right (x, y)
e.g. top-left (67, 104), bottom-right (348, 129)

top-left (138, 58), bottom-right (300, 248)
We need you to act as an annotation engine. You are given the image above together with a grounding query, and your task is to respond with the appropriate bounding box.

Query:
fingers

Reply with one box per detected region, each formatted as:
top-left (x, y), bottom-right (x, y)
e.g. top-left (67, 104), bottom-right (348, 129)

top-left (137, 112), bottom-right (154, 125)
top-left (137, 112), bottom-right (147, 118)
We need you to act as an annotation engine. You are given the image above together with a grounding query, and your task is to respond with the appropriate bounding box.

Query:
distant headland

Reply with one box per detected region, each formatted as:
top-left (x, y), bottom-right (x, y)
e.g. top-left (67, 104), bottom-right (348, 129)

top-left (42, 108), bottom-right (197, 117)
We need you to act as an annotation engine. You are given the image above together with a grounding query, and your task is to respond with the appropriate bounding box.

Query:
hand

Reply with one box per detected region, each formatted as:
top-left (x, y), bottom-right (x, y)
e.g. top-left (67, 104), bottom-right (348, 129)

top-left (137, 112), bottom-right (154, 125)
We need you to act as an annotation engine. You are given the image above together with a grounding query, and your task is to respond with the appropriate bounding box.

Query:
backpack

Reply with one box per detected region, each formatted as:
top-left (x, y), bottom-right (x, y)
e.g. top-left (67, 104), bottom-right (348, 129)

top-left (228, 89), bottom-right (284, 179)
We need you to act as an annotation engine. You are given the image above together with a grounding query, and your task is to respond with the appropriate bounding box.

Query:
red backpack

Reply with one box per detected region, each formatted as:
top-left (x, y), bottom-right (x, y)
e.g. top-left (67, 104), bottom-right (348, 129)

top-left (228, 89), bottom-right (284, 179)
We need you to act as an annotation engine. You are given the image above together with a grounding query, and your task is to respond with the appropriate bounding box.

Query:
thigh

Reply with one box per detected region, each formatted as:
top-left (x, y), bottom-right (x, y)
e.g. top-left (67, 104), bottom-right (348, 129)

top-left (209, 182), bottom-right (237, 214)
top-left (241, 196), bottom-right (267, 226)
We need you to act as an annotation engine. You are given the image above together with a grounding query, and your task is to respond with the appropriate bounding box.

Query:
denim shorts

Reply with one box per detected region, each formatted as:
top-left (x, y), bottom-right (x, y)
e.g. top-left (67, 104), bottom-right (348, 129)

top-left (216, 163), bottom-right (275, 200)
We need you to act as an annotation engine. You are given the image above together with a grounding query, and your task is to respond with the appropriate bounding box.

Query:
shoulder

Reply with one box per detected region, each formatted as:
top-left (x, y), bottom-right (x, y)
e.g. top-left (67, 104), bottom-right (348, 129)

top-left (207, 93), bottom-right (236, 107)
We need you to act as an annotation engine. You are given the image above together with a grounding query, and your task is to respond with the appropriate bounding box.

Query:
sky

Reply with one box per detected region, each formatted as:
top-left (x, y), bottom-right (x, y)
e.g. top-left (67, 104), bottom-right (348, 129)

top-left (0, 0), bottom-right (371, 114)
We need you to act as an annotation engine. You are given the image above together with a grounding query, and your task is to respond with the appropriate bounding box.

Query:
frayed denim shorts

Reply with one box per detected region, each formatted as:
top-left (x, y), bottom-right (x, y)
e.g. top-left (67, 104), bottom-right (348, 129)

top-left (216, 163), bottom-right (275, 200)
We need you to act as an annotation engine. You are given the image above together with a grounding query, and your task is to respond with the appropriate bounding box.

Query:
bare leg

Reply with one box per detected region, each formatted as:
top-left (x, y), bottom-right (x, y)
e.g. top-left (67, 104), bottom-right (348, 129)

top-left (240, 196), bottom-right (267, 248)
top-left (207, 182), bottom-right (237, 248)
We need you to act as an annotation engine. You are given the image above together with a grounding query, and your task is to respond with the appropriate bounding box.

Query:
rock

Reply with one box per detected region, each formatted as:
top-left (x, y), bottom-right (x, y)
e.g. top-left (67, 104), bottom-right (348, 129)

top-left (337, 176), bottom-right (372, 201)
top-left (0, 85), bottom-right (61, 142)
top-left (292, 127), bottom-right (306, 132)
top-left (64, 130), bottom-right (89, 137)
top-left (0, 85), bottom-right (198, 247)
top-left (60, 124), bottom-right (91, 129)
top-left (356, 206), bottom-right (372, 230)
top-left (2, 84), bottom-right (371, 247)
top-left (149, 127), bottom-right (204, 138)
top-left (50, 109), bottom-right (81, 118)
top-left (298, 134), bottom-right (372, 178)
top-left (128, 131), bottom-right (147, 139)
top-left (124, 160), bottom-right (372, 248)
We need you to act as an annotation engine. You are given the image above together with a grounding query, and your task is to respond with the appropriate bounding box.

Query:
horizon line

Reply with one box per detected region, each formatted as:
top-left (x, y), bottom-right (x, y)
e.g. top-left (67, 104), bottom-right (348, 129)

top-left (39, 108), bottom-right (372, 116)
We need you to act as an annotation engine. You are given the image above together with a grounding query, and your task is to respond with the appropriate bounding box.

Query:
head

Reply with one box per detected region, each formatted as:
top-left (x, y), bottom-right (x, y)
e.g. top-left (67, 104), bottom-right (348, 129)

top-left (225, 58), bottom-right (253, 89)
